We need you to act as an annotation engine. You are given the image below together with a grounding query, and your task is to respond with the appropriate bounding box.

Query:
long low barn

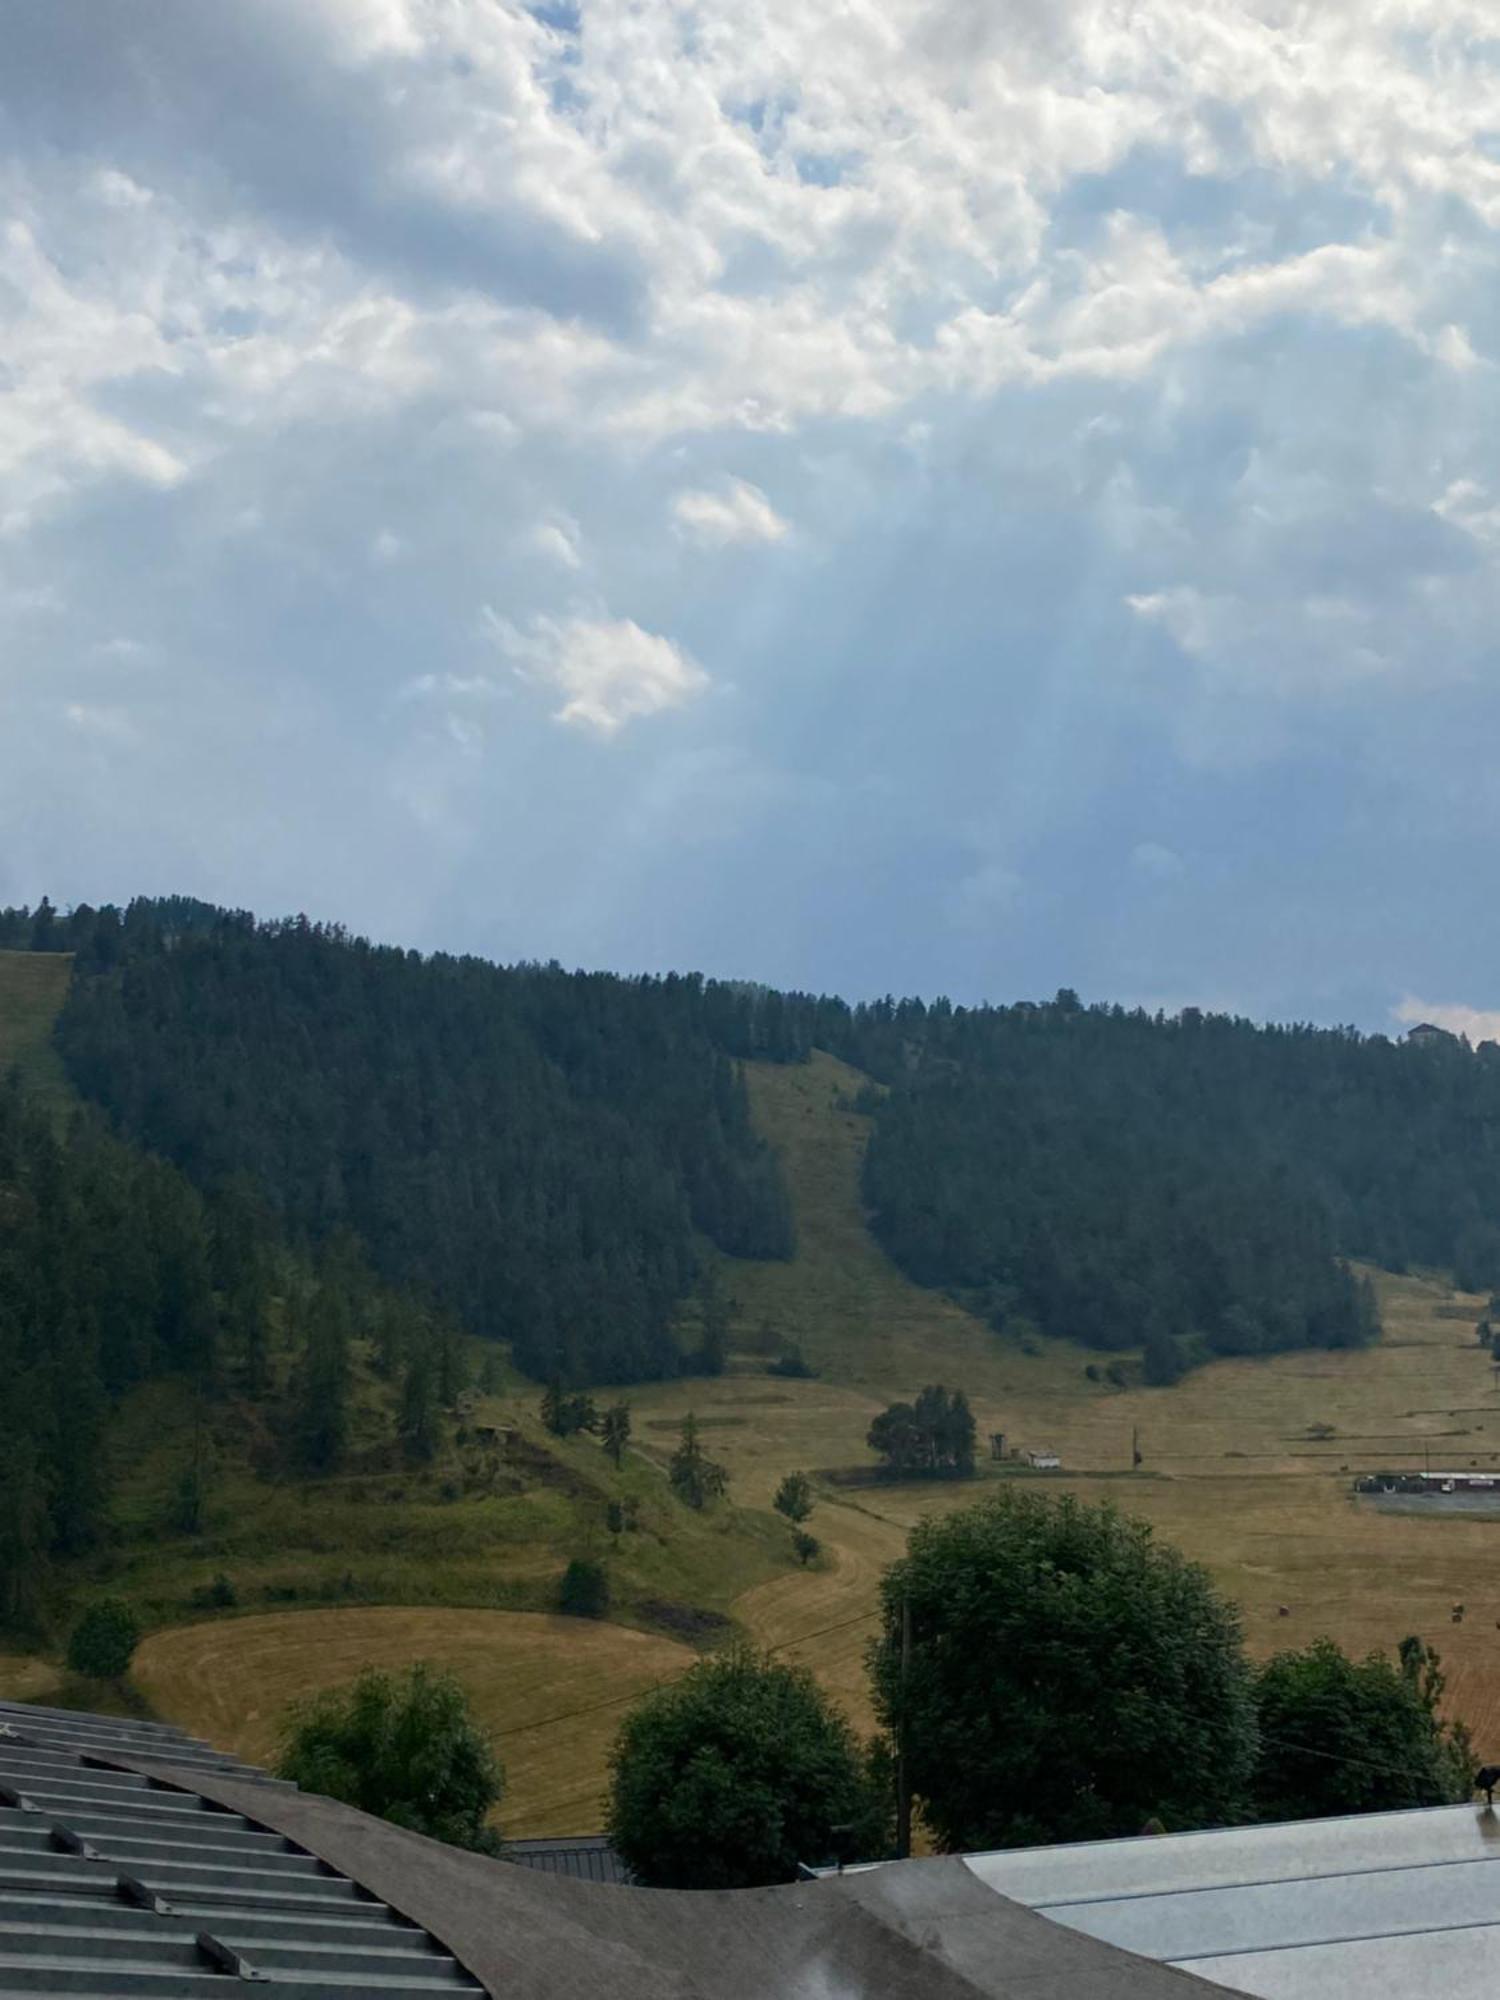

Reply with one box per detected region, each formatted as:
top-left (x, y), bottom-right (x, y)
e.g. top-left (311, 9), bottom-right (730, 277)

top-left (1356, 1471), bottom-right (1500, 1493)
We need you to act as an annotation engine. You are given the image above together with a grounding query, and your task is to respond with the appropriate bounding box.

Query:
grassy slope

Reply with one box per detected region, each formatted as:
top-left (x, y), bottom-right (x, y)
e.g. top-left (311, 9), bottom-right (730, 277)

top-left (623, 1053), bottom-right (1500, 1756)
top-left (11, 965), bottom-right (1500, 1815)
top-left (0, 950), bottom-right (73, 1101)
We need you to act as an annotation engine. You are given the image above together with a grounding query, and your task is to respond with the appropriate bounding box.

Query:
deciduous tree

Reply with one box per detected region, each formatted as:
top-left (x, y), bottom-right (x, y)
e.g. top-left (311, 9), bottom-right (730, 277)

top-left (1252, 1637), bottom-right (1473, 1821)
top-left (277, 1665), bottom-right (503, 1852)
top-left (870, 1490), bottom-right (1257, 1850)
top-left (608, 1651), bottom-right (888, 1887)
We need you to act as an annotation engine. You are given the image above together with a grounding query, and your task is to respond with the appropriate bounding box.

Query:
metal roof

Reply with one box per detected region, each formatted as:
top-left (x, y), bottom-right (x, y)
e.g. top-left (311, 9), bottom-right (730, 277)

top-left (0, 1698), bottom-right (1245, 1998)
top-left (966, 1802), bottom-right (1500, 1999)
top-left (503, 1836), bottom-right (632, 1886)
top-left (0, 1699), bottom-right (483, 1998)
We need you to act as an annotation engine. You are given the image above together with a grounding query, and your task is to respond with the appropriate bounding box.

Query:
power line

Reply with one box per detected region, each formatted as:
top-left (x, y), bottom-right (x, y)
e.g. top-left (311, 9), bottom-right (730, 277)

top-left (498, 1607), bottom-right (882, 1742)
top-left (767, 1607), bottom-right (881, 1654)
top-left (1256, 1730), bottom-right (1470, 1790)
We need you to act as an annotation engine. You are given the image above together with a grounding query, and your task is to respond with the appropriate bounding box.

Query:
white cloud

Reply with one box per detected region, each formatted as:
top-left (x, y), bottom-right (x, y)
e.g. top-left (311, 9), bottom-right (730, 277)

top-left (486, 611), bottom-right (709, 735)
top-left (672, 479), bottom-right (791, 548)
top-left (1394, 997), bottom-right (1500, 1046)
top-left (528, 514), bottom-right (584, 570)
top-left (92, 168), bottom-right (153, 210)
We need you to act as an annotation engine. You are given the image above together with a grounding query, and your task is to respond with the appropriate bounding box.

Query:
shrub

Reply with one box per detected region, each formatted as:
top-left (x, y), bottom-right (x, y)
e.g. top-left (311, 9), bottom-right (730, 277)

top-left (558, 1558), bottom-right (610, 1618)
top-left (66, 1599), bottom-right (141, 1680)
top-left (189, 1573), bottom-right (238, 1611)
top-left (774, 1472), bottom-right (814, 1523)
top-left (278, 1664), bottom-right (503, 1851)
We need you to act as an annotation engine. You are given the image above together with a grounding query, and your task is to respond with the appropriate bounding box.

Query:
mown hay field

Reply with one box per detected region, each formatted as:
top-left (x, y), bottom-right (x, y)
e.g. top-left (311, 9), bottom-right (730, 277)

top-left (131, 1607), bottom-right (696, 1837)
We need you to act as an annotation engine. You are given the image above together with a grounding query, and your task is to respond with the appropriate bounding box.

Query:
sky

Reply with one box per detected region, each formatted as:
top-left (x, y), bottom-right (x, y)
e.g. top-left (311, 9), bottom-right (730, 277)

top-left (5, 0), bottom-right (1500, 1034)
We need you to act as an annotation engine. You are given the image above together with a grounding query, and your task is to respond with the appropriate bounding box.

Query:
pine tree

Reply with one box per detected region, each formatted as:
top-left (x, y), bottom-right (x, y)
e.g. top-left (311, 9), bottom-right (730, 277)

top-left (297, 1285), bottom-right (351, 1471)
top-left (601, 1402), bottom-right (632, 1467)
top-left (399, 1346), bottom-right (439, 1462)
top-left (669, 1413), bottom-right (728, 1509)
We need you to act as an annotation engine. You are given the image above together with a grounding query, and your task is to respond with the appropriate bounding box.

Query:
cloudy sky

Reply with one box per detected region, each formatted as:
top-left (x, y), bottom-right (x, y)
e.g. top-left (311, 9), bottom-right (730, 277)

top-left (5, 0), bottom-right (1500, 1032)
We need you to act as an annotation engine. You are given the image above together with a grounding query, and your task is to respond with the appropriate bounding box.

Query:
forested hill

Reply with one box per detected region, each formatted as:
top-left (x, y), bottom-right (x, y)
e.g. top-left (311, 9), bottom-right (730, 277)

top-left (7, 900), bottom-right (1500, 1400)
top-left (846, 995), bottom-right (1500, 1380)
top-left (13, 901), bottom-right (793, 1384)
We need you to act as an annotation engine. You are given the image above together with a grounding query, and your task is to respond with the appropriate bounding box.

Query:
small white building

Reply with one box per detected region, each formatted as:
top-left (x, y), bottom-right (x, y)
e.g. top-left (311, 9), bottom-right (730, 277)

top-left (1026, 1448), bottom-right (1062, 1470)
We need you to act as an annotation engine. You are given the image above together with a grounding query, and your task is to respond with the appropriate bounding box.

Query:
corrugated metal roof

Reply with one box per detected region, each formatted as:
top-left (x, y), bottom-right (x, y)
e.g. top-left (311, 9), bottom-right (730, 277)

top-left (965, 1802), bottom-right (1500, 2000)
top-left (0, 1699), bottom-right (483, 1997)
top-left (0, 1700), bottom-right (1250, 1997)
top-left (504, 1836), bottom-right (632, 1886)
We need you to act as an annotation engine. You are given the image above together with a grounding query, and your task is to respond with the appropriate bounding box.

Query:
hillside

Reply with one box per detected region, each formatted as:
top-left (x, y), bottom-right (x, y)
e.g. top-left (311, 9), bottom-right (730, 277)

top-left (11, 919), bottom-right (1500, 1832)
top-left (80, 1052), bottom-right (1500, 1828)
top-left (20, 896), bottom-right (1500, 1394)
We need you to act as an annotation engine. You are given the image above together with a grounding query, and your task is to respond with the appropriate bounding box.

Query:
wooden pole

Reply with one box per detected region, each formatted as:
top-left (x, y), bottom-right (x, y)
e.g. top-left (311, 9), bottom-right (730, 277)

top-left (896, 1597), bottom-right (912, 1861)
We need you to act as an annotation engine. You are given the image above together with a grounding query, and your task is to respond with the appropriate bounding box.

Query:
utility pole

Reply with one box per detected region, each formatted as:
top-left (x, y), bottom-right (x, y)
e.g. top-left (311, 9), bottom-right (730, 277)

top-left (896, 1597), bottom-right (912, 1861)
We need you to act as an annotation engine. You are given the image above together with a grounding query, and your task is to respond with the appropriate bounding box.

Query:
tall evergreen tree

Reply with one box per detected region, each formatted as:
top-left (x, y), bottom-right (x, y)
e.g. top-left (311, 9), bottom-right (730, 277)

top-left (297, 1284), bottom-right (351, 1472)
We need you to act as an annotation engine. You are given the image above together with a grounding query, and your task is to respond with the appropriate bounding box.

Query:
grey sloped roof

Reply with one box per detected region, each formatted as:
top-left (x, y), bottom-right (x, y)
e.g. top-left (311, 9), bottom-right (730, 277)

top-left (77, 1750), bottom-right (1232, 1999)
top-left (504, 1834), bottom-right (632, 1885)
top-left (0, 1699), bottom-right (482, 1999)
top-left (967, 1803), bottom-right (1500, 2000)
top-left (0, 1698), bottom-right (1232, 1999)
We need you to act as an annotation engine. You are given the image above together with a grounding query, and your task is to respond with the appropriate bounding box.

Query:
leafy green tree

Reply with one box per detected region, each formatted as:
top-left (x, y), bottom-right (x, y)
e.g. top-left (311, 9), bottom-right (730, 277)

top-left (870, 1490), bottom-right (1257, 1850)
top-left (792, 1529), bottom-right (820, 1567)
top-left (668, 1412), bottom-right (728, 1509)
top-left (67, 1599), bottom-right (142, 1680)
top-left (600, 1401), bottom-right (632, 1467)
top-left (774, 1471), bottom-right (814, 1523)
top-left (867, 1386), bottom-right (975, 1478)
top-left (1252, 1637), bottom-right (1474, 1821)
top-left (558, 1557), bottom-right (610, 1618)
top-left (540, 1382), bottom-right (598, 1438)
top-left (607, 1651), bottom-right (889, 1887)
top-left (277, 1665), bottom-right (503, 1852)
